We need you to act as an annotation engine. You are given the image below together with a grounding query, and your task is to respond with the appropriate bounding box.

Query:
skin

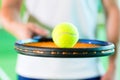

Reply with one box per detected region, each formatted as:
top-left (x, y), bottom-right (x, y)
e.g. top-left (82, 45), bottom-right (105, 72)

top-left (0, 0), bottom-right (48, 40)
top-left (0, 0), bottom-right (119, 80)
top-left (101, 0), bottom-right (119, 80)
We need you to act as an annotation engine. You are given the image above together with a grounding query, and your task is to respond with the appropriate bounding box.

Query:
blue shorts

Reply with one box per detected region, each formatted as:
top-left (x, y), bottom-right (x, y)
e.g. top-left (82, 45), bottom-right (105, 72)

top-left (18, 75), bottom-right (101, 80)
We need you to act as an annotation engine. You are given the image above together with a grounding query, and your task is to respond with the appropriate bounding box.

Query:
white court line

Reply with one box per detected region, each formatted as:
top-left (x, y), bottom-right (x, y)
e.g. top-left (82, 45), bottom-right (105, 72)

top-left (0, 68), bottom-right (10, 80)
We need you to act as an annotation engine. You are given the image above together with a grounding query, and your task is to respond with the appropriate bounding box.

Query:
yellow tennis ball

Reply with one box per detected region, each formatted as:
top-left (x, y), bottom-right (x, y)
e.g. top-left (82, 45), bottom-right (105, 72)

top-left (52, 22), bottom-right (79, 48)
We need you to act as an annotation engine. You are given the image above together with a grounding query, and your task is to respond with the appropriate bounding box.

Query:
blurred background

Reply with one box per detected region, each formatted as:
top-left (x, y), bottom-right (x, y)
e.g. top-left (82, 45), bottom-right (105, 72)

top-left (0, 0), bottom-right (120, 80)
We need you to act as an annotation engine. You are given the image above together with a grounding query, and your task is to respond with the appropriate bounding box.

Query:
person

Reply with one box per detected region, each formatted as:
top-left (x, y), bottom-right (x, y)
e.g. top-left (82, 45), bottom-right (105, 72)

top-left (0, 0), bottom-right (119, 80)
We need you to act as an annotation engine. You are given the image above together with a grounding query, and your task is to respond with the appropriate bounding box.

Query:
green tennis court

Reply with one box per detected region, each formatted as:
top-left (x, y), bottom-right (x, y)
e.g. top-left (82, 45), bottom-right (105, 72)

top-left (0, 28), bottom-right (17, 80)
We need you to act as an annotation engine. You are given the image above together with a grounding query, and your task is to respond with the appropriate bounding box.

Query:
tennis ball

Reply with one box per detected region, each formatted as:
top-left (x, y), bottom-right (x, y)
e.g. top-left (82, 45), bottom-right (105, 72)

top-left (52, 22), bottom-right (79, 48)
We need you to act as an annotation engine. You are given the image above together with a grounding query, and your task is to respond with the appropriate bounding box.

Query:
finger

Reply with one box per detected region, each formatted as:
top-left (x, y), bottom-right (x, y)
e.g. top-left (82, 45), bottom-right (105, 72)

top-left (28, 23), bottom-right (49, 36)
top-left (16, 30), bottom-right (33, 40)
top-left (34, 26), bottom-right (49, 36)
top-left (17, 34), bottom-right (31, 40)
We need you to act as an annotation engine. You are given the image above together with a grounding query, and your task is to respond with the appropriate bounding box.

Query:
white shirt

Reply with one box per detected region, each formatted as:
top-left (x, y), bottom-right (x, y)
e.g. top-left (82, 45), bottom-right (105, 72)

top-left (16, 0), bottom-right (105, 79)
top-left (25, 0), bottom-right (99, 39)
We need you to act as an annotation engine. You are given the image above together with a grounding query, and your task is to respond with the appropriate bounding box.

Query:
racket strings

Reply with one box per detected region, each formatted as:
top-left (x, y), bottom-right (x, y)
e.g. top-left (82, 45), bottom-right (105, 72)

top-left (24, 42), bottom-right (100, 48)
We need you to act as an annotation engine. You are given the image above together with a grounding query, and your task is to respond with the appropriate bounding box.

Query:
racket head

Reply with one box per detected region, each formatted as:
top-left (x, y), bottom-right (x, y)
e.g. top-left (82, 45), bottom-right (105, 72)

top-left (15, 36), bottom-right (115, 58)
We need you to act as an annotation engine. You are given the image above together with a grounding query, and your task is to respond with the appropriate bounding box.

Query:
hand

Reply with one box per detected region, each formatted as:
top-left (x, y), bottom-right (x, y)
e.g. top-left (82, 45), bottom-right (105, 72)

top-left (101, 66), bottom-right (115, 80)
top-left (6, 22), bottom-right (48, 40)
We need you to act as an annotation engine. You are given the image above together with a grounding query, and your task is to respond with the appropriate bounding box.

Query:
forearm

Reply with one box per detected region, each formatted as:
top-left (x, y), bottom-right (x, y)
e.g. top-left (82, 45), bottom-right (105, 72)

top-left (0, 0), bottom-right (22, 30)
top-left (106, 5), bottom-right (119, 68)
